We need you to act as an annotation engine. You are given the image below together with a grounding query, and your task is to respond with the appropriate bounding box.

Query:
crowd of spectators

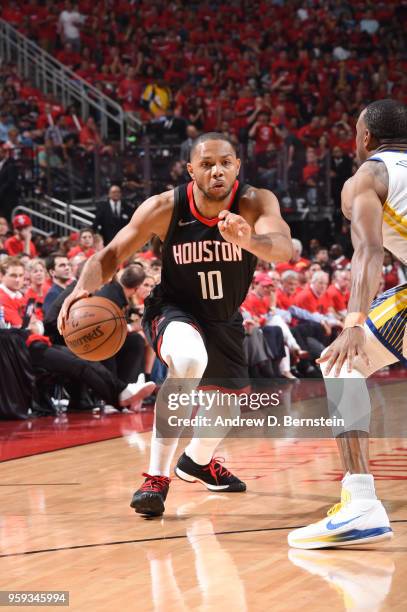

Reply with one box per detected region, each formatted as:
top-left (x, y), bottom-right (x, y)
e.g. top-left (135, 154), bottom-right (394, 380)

top-left (0, 1), bottom-right (406, 417)
top-left (0, 202), bottom-right (406, 418)
top-left (1, 0), bottom-right (406, 209)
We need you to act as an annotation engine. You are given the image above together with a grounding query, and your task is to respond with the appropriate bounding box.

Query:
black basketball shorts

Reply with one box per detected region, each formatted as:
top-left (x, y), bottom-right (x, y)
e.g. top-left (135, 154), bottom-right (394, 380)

top-left (143, 303), bottom-right (249, 388)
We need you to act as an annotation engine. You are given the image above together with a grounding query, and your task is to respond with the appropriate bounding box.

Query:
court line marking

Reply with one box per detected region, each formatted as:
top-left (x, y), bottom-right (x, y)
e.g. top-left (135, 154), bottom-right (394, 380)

top-left (0, 436), bottom-right (124, 464)
top-left (1, 520), bottom-right (407, 559)
top-left (0, 483), bottom-right (80, 486)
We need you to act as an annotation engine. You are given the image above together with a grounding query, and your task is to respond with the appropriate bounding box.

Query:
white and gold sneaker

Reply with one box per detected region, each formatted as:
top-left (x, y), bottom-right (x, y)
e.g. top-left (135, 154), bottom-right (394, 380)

top-left (288, 482), bottom-right (393, 550)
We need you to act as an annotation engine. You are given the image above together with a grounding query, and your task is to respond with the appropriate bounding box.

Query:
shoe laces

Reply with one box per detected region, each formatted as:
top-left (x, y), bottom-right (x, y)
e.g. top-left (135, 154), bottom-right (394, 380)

top-left (202, 457), bottom-right (232, 485)
top-left (140, 473), bottom-right (170, 492)
top-left (327, 488), bottom-right (351, 517)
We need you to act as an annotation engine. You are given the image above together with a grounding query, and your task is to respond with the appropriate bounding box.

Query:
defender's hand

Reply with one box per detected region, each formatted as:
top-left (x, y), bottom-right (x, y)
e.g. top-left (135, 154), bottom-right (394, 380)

top-left (57, 289), bottom-right (89, 335)
top-left (316, 326), bottom-right (370, 377)
top-left (218, 210), bottom-right (252, 249)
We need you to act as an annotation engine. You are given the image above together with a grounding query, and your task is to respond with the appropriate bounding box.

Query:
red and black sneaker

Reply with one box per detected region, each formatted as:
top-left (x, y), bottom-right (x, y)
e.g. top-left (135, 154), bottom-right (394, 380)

top-left (174, 453), bottom-right (246, 492)
top-left (130, 473), bottom-right (171, 516)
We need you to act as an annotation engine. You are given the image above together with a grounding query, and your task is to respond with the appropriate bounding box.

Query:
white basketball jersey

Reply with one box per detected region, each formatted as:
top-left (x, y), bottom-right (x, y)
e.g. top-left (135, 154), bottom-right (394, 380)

top-left (369, 151), bottom-right (407, 264)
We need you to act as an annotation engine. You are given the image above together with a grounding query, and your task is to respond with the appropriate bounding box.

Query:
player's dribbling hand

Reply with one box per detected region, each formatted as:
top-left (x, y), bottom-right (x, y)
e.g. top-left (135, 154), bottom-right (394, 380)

top-left (218, 210), bottom-right (252, 249)
top-left (57, 289), bottom-right (89, 335)
top-left (316, 326), bottom-right (370, 377)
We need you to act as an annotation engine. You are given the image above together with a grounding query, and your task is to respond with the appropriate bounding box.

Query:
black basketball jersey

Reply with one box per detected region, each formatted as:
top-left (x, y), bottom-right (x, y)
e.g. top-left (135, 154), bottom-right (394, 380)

top-left (148, 180), bottom-right (257, 322)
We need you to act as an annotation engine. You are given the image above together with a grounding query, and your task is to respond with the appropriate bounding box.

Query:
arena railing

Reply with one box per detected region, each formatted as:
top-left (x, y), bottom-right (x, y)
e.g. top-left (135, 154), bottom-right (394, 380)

top-left (12, 196), bottom-right (95, 238)
top-left (0, 19), bottom-right (141, 149)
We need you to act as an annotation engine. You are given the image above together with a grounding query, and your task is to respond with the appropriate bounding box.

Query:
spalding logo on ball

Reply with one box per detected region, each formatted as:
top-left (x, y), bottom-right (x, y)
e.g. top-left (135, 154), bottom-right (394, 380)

top-left (63, 296), bottom-right (127, 361)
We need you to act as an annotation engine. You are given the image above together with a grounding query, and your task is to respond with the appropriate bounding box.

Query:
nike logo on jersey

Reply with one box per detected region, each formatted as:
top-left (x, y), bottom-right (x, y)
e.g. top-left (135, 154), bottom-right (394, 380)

top-left (326, 515), bottom-right (362, 530)
top-left (178, 219), bottom-right (197, 227)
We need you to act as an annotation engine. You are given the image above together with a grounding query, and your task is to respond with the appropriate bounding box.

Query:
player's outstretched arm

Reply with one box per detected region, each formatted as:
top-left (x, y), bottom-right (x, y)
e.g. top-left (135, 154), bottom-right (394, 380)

top-left (218, 188), bottom-right (293, 263)
top-left (58, 191), bottom-right (173, 332)
top-left (317, 164), bottom-right (385, 375)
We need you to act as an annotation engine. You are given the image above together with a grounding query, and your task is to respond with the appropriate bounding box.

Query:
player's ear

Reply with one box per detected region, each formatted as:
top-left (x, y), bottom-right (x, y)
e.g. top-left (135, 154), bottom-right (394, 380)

top-left (235, 158), bottom-right (241, 177)
top-left (187, 162), bottom-right (194, 179)
top-left (366, 130), bottom-right (379, 152)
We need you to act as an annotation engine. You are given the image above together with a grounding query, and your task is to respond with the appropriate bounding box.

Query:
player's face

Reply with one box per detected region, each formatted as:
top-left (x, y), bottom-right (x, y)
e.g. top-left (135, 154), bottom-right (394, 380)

top-left (188, 140), bottom-right (240, 201)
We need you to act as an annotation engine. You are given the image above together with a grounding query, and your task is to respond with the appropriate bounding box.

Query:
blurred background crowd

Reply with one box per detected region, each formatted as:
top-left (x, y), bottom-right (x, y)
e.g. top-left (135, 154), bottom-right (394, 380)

top-left (0, 0), bottom-right (406, 418)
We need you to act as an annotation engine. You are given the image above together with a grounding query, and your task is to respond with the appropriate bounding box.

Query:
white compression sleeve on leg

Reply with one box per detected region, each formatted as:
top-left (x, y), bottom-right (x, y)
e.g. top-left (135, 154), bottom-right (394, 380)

top-left (148, 322), bottom-right (208, 476)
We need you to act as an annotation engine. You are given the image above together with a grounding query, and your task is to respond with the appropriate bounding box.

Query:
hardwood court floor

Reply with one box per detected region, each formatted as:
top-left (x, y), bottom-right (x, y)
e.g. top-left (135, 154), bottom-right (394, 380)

top-left (1, 388), bottom-right (407, 610)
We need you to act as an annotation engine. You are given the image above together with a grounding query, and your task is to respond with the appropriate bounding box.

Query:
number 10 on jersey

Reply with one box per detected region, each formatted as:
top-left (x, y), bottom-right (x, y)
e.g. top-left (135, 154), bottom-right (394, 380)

top-left (197, 271), bottom-right (224, 300)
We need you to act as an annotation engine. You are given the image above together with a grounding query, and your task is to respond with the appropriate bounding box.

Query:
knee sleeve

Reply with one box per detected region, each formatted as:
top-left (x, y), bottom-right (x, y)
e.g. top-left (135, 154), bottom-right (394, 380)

top-left (161, 321), bottom-right (208, 379)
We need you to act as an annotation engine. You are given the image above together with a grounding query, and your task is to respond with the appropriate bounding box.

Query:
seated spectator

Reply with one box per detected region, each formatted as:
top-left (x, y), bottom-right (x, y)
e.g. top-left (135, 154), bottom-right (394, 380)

top-left (68, 228), bottom-right (96, 259)
top-left (313, 247), bottom-right (332, 275)
top-left (276, 239), bottom-right (310, 275)
top-left (45, 114), bottom-right (69, 147)
top-left (326, 270), bottom-right (350, 319)
top-left (242, 272), bottom-right (304, 379)
top-left (382, 250), bottom-right (406, 290)
top-left (276, 270), bottom-right (302, 309)
top-left (0, 256), bottom-right (27, 326)
top-left (132, 275), bottom-right (156, 312)
top-left (24, 258), bottom-right (50, 320)
top-left (43, 252), bottom-right (72, 315)
top-left (329, 243), bottom-right (350, 271)
top-left (79, 117), bottom-right (113, 154)
top-left (5, 215), bottom-right (37, 257)
top-left (294, 271), bottom-right (333, 315)
top-left (0, 217), bottom-right (10, 241)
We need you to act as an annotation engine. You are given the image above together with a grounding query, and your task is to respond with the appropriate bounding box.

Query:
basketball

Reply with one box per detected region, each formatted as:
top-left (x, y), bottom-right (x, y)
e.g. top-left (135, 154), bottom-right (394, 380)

top-left (63, 296), bottom-right (127, 361)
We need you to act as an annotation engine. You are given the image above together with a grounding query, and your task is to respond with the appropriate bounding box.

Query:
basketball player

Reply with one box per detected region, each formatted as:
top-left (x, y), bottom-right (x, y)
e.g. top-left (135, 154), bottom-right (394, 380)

top-left (59, 133), bottom-right (292, 516)
top-left (289, 99), bottom-right (407, 549)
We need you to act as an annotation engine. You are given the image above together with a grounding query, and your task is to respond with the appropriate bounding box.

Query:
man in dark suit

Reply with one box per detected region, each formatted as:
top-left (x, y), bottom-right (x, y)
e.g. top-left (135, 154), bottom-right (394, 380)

top-left (93, 185), bottom-right (134, 245)
top-left (0, 145), bottom-right (18, 222)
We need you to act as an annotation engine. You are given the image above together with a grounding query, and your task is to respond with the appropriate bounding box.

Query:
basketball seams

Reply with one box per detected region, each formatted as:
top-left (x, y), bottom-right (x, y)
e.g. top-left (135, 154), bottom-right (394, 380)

top-left (64, 315), bottom-right (125, 340)
top-left (63, 297), bottom-right (127, 360)
top-left (69, 317), bottom-right (120, 358)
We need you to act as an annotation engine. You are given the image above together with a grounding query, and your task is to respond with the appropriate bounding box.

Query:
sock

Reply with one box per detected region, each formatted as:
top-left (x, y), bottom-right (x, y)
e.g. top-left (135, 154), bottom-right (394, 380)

top-left (148, 429), bottom-right (178, 477)
top-left (342, 473), bottom-right (377, 500)
top-left (145, 373), bottom-right (151, 382)
top-left (184, 437), bottom-right (224, 466)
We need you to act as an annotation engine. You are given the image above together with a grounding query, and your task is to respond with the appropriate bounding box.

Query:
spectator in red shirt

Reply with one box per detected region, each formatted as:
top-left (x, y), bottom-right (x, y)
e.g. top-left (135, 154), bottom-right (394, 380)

top-left (276, 238), bottom-right (311, 275)
top-left (24, 258), bottom-right (50, 320)
top-left (241, 272), bottom-right (273, 325)
top-left (249, 111), bottom-right (282, 155)
top-left (294, 271), bottom-right (332, 314)
top-left (326, 270), bottom-right (351, 318)
top-left (68, 228), bottom-right (96, 259)
top-left (382, 250), bottom-right (406, 290)
top-left (56, 43), bottom-right (81, 70)
top-left (5, 214), bottom-right (37, 257)
top-left (276, 270), bottom-right (302, 310)
top-left (0, 256), bottom-right (27, 326)
top-left (117, 66), bottom-right (142, 114)
top-left (329, 243), bottom-right (350, 271)
top-left (79, 117), bottom-right (113, 155)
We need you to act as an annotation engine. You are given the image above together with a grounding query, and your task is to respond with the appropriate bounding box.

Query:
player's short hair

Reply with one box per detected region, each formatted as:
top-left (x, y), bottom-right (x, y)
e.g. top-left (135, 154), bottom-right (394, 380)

top-left (364, 99), bottom-right (407, 142)
top-left (120, 264), bottom-right (146, 289)
top-left (190, 132), bottom-right (237, 160)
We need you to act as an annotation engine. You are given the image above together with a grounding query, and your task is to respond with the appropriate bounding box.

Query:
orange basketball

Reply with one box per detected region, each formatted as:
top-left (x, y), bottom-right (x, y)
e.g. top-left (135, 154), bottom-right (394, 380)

top-left (63, 296), bottom-right (127, 361)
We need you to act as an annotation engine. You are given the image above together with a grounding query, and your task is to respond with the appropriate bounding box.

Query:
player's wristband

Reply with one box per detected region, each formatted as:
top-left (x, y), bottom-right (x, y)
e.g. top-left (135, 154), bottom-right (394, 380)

top-left (344, 312), bottom-right (367, 329)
